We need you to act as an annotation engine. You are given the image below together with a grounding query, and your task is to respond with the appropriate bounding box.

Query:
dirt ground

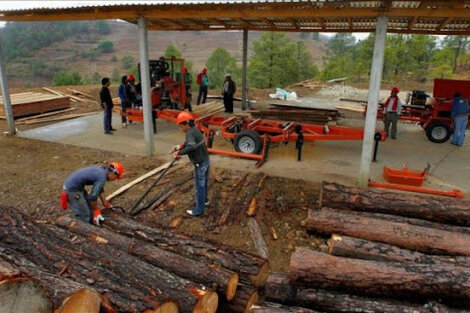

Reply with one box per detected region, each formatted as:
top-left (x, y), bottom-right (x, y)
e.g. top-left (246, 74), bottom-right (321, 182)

top-left (0, 84), bottom-right (330, 272)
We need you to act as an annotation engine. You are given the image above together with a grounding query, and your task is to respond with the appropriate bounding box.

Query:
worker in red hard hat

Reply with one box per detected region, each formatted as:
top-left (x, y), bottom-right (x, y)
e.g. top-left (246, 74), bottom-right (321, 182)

top-left (61, 162), bottom-right (124, 226)
top-left (125, 74), bottom-right (138, 109)
top-left (183, 67), bottom-right (193, 111)
top-left (172, 111), bottom-right (210, 217)
top-left (383, 86), bottom-right (402, 139)
top-left (196, 67), bottom-right (209, 105)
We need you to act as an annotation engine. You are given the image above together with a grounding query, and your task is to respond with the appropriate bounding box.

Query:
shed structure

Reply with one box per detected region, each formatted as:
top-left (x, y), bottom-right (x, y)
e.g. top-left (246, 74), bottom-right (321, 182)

top-left (1, 0), bottom-right (469, 186)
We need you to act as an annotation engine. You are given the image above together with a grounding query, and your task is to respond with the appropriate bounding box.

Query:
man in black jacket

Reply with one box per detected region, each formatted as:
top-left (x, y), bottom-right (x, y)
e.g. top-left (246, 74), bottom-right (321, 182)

top-left (99, 77), bottom-right (115, 134)
top-left (222, 73), bottom-right (236, 113)
top-left (172, 111), bottom-right (210, 217)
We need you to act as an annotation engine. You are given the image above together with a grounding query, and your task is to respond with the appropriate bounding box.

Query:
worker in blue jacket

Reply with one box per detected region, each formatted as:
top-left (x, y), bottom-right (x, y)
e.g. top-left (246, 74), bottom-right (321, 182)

top-left (61, 162), bottom-right (124, 225)
top-left (451, 92), bottom-right (469, 146)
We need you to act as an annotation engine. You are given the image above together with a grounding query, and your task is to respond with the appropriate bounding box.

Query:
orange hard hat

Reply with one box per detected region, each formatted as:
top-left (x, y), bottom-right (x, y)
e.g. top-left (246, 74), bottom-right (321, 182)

top-left (109, 162), bottom-right (124, 179)
top-left (391, 86), bottom-right (399, 93)
top-left (127, 74), bottom-right (135, 82)
top-left (176, 111), bottom-right (194, 125)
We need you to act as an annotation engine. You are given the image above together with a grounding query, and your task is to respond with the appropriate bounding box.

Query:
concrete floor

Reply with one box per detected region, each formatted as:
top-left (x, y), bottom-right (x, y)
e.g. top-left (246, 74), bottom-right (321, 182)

top-left (19, 112), bottom-right (470, 198)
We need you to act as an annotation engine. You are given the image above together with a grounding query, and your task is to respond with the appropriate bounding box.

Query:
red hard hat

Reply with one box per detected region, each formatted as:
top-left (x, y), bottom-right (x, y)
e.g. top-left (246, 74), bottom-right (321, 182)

top-left (391, 86), bottom-right (399, 93)
top-left (176, 111), bottom-right (194, 125)
top-left (109, 162), bottom-right (124, 179)
top-left (127, 74), bottom-right (135, 82)
top-left (184, 67), bottom-right (188, 73)
top-left (202, 67), bottom-right (207, 73)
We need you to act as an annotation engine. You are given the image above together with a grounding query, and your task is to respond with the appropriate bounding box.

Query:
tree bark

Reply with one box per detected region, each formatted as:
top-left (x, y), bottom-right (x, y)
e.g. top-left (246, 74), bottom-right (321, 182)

top-left (320, 181), bottom-right (470, 226)
top-left (218, 284), bottom-right (258, 313)
top-left (306, 207), bottom-right (470, 256)
top-left (247, 217), bottom-right (269, 260)
top-left (290, 247), bottom-right (470, 307)
top-left (252, 301), bottom-right (318, 313)
top-left (1, 207), bottom-right (217, 313)
top-left (56, 215), bottom-right (239, 301)
top-left (105, 211), bottom-right (270, 288)
top-left (263, 272), bottom-right (466, 313)
top-left (329, 234), bottom-right (470, 267)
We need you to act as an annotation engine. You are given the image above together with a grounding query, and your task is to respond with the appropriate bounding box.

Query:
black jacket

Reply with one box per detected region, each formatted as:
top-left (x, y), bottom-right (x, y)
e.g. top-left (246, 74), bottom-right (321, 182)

top-left (99, 86), bottom-right (113, 109)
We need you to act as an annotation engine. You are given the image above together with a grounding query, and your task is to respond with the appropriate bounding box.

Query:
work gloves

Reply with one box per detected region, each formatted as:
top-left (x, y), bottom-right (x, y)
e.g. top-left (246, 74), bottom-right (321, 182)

top-left (171, 144), bottom-right (183, 159)
top-left (93, 209), bottom-right (105, 226)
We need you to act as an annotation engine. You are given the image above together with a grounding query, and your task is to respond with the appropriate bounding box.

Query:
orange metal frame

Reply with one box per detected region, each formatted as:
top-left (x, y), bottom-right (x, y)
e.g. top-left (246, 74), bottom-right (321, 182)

top-left (368, 181), bottom-right (464, 198)
top-left (383, 165), bottom-right (429, 186)
top-left (157, 109), bottom-right (385, 167)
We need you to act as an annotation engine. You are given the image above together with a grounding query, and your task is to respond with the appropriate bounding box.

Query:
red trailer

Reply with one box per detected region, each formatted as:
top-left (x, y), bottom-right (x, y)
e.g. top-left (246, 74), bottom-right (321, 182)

top-left (157, 109), bottom-right (385, 167)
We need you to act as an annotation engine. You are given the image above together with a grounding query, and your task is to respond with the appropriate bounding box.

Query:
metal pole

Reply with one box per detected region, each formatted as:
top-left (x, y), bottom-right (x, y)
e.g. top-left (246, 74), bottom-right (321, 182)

top-left (358, 16), bottom-right (388, 187)
top-left (138, 17), bottom-right (154, 156)
top-left (0, 37), bottom-right (15, 135)
top-left (241, 29), bottom-right (248, 111)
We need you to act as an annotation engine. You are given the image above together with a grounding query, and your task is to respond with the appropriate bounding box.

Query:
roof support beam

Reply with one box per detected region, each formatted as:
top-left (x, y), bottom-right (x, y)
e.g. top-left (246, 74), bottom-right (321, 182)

top-left (137, 17), bottom-right (154, 157)
top-left (0, 37), bottom-right (15, 136)
top-left (408, 16), bottom-right (418, 29)
top-left (438, 17), bottom-right (452, 30)
top-left (359, 16), bottom-right (388, 187)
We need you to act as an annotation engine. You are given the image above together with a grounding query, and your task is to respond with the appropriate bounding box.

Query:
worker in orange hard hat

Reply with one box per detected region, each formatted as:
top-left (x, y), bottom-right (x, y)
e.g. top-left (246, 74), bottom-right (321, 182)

top-left (61, 162), bottom-right (124, 226)
top-left (196, 67), bottom-right (209, 105)
top-left (172, 111), bottom-right (210, 217)
top-left (383, 86), bottom-right (402, 139)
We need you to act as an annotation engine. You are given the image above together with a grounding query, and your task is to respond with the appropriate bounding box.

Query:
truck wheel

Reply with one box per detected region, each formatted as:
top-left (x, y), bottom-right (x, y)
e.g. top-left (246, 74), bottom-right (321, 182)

top-left (425, 121), bottom-right (452, 143)
top-left (234, 130), bottom-right (262, 154)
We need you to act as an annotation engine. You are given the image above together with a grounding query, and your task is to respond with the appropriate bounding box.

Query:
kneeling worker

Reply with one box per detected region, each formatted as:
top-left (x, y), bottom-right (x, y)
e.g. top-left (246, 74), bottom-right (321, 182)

top-left (172, 112), bottom-right (210, 217)
top-left (61, 162), bottom-right (124, 225)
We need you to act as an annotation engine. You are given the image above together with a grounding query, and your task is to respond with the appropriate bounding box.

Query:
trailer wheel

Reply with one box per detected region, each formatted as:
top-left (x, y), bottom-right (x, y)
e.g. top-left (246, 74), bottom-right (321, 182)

top-left (425, 121), bottom-right (452, 143)
top-left (234, 130), bottom-right (262, 154)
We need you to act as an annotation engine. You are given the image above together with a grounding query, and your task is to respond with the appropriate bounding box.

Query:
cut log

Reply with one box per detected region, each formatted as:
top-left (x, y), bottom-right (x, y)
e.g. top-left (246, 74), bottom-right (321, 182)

top-left (105, 211), bottom-right (270, 287)
top-left (320, 181), bottom-right (470, 226)
top-left (264, 272), bottom-right (297, 305)
top-left (59, 288), bottom-right (101, 313)
top-left (290, 247), bottom-right (470, 306)
top-left (264, 272), bottom-right (465, 313)
top-left (1, 208), bottom-right (217, 313)
top-left (56, 215), bottom-right (239, 301)
top-left (247, 218), bottom-right (270, 260)
top-left (218, 284), bottom-right (258, 313)
top-left (307, 207), bottom-right (470, 256)
top-left (252, 301), bottom-right (318, 313)
top-left (0, 277), bottom-right (52, 313)
top-left (329, 234), bottom-right (470, 267)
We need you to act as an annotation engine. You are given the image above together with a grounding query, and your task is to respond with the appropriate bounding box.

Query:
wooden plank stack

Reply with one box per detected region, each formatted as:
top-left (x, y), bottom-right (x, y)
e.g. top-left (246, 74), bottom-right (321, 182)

top-left (267, 181), bottom-right (470, 312)
top-left (0, 92), bottom-right (70, 118)
top-left (250, 105), bottom-right (338, 125)
top-left (0, 206), bottom-right (269, 313)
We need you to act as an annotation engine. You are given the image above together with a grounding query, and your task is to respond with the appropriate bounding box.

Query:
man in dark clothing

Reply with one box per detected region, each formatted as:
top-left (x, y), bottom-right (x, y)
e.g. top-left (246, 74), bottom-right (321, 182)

top-left (125, 74), bottom-right (138, 107)
top-left (100, 77), bottom-right (115, 134)
top-left (61, 162), bottom-right (124, 225)
top-left (172, 111), bottom-right (210, 217)
top-left (118, 75), bottom-right (129, 127)
top-left (451, 92), bottom-right (469, 146)
top-left (222, 73), bottom-right (236, 113)
top-left (196, 67), bottom-right (209, 105)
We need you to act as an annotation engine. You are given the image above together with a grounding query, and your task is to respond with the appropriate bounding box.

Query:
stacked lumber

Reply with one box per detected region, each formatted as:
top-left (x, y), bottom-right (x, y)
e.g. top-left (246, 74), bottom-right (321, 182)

top-left (193, 100), bottom-right (224, 116)
top-left (0, 92), bottom-right (70, 118)
top-left (287, 80), bottom-right (325, 89)
top-left (0, 206), bottom-right (269, 313)
top-left (288, 181), bottom-right (470, 311)
top-left (250, 105), bottom-right (338, 124)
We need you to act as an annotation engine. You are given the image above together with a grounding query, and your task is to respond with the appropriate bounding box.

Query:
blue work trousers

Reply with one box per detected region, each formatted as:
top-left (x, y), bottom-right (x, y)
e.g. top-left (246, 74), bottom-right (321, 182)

top-left (104, 106), bottom-right (113, 133)
top-left (66, 190), bottom-right (93, 223)
top-left (453, 116), bottom-right (469, 146)
top-left (193, 159), bottom-right (210, 215)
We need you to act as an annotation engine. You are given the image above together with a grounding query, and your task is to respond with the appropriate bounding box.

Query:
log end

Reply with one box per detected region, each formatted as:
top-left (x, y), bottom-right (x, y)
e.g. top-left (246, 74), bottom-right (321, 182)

top-left (244, 290), bottom-right (259, 313)
top-left (152, 301), bottom-right (179, 313)
top-left (59, 288), bottom-right (101, 313)
top-left (0, 278), bottom-right (52, 313)
top-left (193, 290), bottom-right (218, 313)
top-left (329, 234), bottom-right (342, 254)
top-left (252, 260), bottom-right (271, 288)
top-left (226, 273), bottom-right (239, 301)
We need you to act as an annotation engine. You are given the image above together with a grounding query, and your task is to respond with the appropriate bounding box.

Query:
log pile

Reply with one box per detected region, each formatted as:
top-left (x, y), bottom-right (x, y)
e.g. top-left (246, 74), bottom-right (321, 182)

top-left (0, 206), bottom-right (270, 313)
top-left (250, 106), bottom-right (338, 124)
top-left (285, 181), bottom-right (470, 312)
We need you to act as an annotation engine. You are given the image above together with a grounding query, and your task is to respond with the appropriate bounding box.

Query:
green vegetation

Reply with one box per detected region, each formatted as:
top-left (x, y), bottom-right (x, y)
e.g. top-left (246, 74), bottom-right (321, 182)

top-left (320, 33), bottom-right (470, 83)
top-left (53, 71), bottom-right (83, 86)
top-left (98, 40), bottom-right (114, 53)
top-left (0, 21), bottom-right (113, 62)
top-left (248, 32), bottom-right (318, 88)
top-left (121, 55), bottom-right (134, 70)
top-left (206, 48), bottom-right (239, 89)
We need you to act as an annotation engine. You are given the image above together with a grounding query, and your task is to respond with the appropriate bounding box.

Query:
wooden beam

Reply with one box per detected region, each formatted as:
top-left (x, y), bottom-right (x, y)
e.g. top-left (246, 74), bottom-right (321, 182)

top-left (438, 17), bottom-right (453, 30)
top-left (408, 16), bottom-right (418, 29)
top-left (317, 18), bottom-right (325, 30)
top-left (262, 18), bottom-right (275, 27)
top-left (348, 17), bottom-right (353, 30)
top-left (287, 18), bottom-right (298, 29)
top-left (235, 18), bottom-right (251, 28)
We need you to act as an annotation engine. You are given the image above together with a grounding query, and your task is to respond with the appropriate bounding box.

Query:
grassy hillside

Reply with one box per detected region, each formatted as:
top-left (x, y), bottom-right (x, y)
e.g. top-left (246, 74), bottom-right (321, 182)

top-left (3, 21), bottom-right (326, 88)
